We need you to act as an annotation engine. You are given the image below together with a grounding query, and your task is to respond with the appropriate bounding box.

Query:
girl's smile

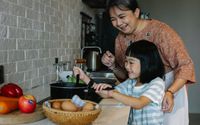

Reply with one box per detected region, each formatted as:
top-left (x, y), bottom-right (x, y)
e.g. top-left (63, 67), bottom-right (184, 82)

top-left (125, 56), bottom-right (141, 79)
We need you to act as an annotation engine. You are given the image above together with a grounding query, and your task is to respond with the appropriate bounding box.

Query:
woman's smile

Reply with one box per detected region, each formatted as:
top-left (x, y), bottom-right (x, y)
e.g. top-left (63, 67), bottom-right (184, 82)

top-left (120, 24), bottom-right (129, 32)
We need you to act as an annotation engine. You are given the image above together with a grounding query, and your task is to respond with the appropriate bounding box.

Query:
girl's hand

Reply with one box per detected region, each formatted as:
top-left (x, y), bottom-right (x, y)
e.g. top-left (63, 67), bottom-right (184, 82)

top-left (162, 92), bottom-right (174, 112)
top-left (92, 83), bottom-right (112, 91)
top-left (101, 51), bottom-right (115, 69)
top-left (92, 83), bottom-right (113, 98)
top-left (73, 66), bottom-right (90, 84)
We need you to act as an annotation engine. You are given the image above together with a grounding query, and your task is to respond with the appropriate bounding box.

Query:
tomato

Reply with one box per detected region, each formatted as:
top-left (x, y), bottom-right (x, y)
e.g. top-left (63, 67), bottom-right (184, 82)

top-left (0, 83), bottom-right (23, 97)
top-left (18, 95), bottom-right (36, 113)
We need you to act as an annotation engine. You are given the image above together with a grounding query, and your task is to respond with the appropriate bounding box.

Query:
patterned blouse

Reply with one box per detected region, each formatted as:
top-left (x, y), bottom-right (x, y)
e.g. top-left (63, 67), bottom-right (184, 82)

top-left (115, 77), bottom-right (165, 125)
top-left (115, 19), bottom-right (196, 83)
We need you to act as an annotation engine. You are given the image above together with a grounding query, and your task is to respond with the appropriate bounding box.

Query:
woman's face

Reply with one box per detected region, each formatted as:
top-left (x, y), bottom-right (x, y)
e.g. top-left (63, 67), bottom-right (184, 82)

top-left (125, 56), bottom-right (141, 79)
top-left (109, 6), bottom-right (140, 34)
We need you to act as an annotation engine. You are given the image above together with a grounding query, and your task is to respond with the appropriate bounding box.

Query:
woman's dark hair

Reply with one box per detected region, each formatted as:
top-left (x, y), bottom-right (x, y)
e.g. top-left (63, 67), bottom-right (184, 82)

top-left (125, 40), bottom-right (165, 83)
top-left (106, 0), bottom-right (139, 12)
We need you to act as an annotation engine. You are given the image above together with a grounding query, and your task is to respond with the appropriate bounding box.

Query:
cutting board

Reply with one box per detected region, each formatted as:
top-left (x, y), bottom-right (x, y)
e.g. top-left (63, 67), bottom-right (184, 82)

top-left (0, 104), bottom-right (46, 125)
top-left (92, 99), bottom-right (130, 125)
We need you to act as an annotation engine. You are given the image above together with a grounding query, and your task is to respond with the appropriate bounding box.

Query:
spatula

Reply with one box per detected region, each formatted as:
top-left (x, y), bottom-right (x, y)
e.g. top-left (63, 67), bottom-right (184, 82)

top-left (76, 74), bottom-right (80, 84)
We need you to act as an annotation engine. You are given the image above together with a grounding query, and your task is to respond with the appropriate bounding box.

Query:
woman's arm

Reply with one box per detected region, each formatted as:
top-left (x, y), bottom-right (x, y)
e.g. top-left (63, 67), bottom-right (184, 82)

top-left (157, 23), bottom-right (196, 112)
top-left (101, 51), bottom-right (128, 82)
top-left (110, 63), bottom-right (128, 82)
top-left (162, 78), bottom-right (187, 112)
top-left (158, 22), bottom-right (196, 84)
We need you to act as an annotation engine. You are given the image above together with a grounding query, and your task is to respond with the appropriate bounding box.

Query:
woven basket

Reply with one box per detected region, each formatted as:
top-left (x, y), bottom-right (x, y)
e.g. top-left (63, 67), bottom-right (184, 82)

top-left (42, 99), bottom-right (101, 125)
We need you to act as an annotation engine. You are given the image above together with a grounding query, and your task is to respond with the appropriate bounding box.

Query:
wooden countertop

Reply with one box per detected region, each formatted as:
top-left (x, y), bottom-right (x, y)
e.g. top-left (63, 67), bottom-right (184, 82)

top-left (23, 98), bottom-right (130, 125)
top-left (92, 99), bottom-right (130, 125)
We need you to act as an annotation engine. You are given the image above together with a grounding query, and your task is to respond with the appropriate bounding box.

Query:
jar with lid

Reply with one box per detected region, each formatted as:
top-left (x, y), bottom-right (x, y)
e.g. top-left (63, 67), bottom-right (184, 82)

top-left (53, 58), bottom-right (71, 81)
top-left (74, 59), bottom-right (87, 72)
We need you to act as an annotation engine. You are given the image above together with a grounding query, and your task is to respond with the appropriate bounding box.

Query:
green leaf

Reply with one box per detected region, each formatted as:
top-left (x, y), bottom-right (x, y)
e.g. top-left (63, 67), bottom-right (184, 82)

top-left (66, 76), bottom-right (85, 84)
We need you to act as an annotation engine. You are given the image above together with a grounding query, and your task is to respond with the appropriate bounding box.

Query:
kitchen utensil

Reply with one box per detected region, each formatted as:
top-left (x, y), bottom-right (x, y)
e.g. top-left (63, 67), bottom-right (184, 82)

top-left (76, 74), bottom-right (80, 84)
top-left (86, 50), bottom-right (101, 71)
top-left (81, 46), bottom-right (102, 72)
top-left (0, 105), bottom-right (45, 125)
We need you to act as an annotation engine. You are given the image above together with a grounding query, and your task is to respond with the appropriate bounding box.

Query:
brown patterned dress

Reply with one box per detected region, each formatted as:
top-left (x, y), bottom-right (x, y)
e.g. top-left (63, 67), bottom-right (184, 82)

top-left (115, 19), bottom-right (196, 84)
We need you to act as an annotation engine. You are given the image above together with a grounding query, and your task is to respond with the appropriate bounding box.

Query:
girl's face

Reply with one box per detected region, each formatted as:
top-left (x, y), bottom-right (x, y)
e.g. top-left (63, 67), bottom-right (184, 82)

top-left (109, 6), bottom-right (140, 34)
top-left (125, 56), bottom-right (141, 79)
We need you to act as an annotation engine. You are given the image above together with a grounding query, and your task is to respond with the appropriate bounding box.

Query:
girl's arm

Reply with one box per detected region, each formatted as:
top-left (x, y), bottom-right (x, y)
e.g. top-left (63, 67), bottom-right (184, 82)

top-left (93, 83), bottom-right (113, 98)
top-left (73, 67), bottom-right (113, 93)
top-left (98, 78), bottom-right (165, 109)
top-left (98, 90), bottom-right (151, 109)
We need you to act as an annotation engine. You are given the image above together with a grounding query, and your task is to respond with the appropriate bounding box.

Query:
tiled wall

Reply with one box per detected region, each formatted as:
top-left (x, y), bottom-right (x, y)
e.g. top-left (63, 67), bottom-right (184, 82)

top-left (0, 0), bottom-right (94, 91)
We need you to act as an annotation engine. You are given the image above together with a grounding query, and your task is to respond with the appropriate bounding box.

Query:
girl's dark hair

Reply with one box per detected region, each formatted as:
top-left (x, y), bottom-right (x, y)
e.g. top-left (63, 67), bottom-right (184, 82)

top-left (125, 40), bottom-right (165, 83)
top-left (106, 0), bottom-right (139, 12)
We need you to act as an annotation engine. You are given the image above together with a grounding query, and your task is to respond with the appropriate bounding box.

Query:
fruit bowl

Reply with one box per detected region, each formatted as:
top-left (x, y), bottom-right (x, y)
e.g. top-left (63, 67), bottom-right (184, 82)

top-left (42, 99), bottom-right (101, 125)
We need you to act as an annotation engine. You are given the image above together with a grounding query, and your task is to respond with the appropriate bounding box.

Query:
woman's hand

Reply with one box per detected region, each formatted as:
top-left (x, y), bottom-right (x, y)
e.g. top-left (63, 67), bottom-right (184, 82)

top-left (101, 51), bottom-right (115, 69)
top-left (162, 92), bottom-right (174, 112)
top-left (73, 66), bottom-right (90, 84)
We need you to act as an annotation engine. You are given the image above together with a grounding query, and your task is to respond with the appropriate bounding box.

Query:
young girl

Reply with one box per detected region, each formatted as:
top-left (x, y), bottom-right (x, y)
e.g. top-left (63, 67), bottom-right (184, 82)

top-left (73, 40), bottom-right (165, 125)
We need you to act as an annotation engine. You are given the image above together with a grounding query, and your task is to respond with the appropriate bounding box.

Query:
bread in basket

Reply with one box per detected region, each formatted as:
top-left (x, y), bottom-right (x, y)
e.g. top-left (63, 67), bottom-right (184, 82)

top-left (42, 99), bottom-right (101, 125)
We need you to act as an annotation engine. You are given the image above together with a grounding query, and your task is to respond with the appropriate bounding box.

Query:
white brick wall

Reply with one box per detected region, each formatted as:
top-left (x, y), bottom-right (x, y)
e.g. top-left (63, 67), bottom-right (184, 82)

top-left (0, 0), bottom-right (95, 92)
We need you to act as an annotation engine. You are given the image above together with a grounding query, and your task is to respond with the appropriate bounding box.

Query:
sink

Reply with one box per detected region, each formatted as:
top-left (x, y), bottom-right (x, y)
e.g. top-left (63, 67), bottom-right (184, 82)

top-left (88, 72), bottom-right (116, 79)
top-left (87, 72), bottom-right (117, 86)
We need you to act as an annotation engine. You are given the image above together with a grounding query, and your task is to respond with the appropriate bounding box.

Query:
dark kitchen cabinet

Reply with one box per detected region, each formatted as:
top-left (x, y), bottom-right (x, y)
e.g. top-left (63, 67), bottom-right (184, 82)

top-left (95, 11), bottom-right (118, 54)
top-left (81, 0), bottom-right (118, 54)
top-left (82, 0), bottom-right (107, 8)
top-left (81, 11), bottom-right (118, 71)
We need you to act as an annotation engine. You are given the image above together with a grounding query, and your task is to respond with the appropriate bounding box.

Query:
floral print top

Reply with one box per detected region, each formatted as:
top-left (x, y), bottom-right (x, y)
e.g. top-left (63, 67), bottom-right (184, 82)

top-left (115, 19), bottom-right (196, 83)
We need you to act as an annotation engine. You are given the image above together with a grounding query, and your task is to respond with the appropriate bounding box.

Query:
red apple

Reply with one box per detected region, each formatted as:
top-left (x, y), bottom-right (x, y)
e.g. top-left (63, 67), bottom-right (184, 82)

top-left (18, 95), bottom-right (37, 113)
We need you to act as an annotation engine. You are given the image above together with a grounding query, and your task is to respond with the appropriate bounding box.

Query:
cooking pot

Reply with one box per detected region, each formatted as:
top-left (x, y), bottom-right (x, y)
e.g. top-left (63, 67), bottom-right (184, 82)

top-left (50, 82), bottom-right (102, 103)
top-left (50, 82), bottom-right (88, 99)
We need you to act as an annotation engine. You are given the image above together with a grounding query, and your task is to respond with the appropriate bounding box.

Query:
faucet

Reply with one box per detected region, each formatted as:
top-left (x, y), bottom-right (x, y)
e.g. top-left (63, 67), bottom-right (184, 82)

top-left (81, 46), bottom-right (102, 58)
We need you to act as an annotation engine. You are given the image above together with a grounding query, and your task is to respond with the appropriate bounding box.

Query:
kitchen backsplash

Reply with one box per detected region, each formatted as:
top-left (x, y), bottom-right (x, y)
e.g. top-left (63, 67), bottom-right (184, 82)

top-left (0, 0), bottom-right (95, 92)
